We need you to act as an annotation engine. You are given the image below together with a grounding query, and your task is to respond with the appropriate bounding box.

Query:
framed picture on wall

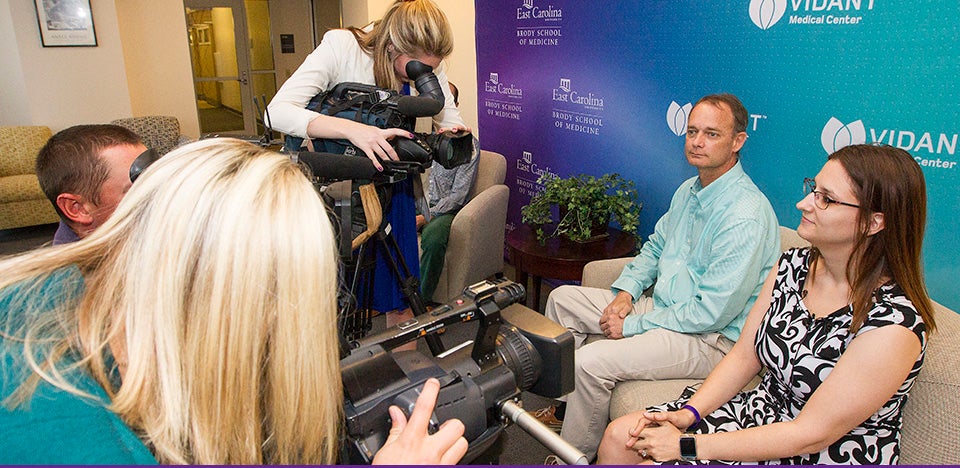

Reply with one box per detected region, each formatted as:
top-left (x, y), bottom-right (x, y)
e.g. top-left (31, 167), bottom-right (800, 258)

top-left (34, 0), bottom-right (98, 47)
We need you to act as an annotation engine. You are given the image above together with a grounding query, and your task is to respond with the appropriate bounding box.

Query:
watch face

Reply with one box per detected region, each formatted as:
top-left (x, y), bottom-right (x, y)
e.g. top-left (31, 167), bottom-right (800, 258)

top-left (680, 436), bottom-right (697, 460)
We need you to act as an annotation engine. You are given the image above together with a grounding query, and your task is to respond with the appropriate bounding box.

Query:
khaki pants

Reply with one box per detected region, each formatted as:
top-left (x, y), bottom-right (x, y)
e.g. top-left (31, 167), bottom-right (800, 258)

top-left (544, 285), bottom-right (734, 460)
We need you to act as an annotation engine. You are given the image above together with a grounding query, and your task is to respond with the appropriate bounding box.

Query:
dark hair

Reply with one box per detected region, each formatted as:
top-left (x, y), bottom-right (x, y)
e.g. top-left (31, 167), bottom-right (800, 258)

top-left (818, 144), bottom-right (934, 333)
top-left (448, 81), bottom-right (460, 106)
top-left (36, 124), bottom-right (142, 219)
top-left (695, 93), bottom-right (748, 134)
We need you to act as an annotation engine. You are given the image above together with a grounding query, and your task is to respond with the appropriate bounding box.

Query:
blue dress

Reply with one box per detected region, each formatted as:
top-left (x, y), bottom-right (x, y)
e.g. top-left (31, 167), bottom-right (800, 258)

top-left (367, 177), bottom-right (420, 312)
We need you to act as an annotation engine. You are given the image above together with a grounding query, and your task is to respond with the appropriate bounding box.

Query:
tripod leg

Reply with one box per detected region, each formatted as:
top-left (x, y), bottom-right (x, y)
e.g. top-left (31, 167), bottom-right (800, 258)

top-left (375, 227), bottom-right (446, 355)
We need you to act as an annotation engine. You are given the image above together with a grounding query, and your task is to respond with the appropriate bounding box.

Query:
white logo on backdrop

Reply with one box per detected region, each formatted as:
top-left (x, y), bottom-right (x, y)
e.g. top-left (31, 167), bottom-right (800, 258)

top-left (515, 150), bottom-right (559, 197)
top-left (750, 0), bottom-right (876, 29)
top-left (821, 117), bottom-right (866, 153)
top-left (551, 79), bottom-right (605, 135)
top-left (666, 101), bottom-right (693, 137)
top-left (819, 117), bottom-right (958, 169)
top-left (749, 0), bottom-right (787, 30)
top-left (483, 72), bottom-right (523, 120)
top-left (516, 0), bottom-right (562, 46)
top-left (516, 0), bottom-right (562, 21)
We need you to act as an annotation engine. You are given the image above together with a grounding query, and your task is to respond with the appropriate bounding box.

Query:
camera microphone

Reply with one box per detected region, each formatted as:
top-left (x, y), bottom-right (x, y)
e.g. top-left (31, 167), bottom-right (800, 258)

top-left (293, 151), bottom-right (379, 180)
top-left (396, 95), bottom-right (443, 117)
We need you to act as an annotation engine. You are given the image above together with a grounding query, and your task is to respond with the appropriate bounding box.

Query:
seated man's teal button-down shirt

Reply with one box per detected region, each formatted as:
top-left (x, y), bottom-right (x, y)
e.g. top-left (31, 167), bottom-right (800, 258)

top-left (613, 161), bottom-right (781, 342)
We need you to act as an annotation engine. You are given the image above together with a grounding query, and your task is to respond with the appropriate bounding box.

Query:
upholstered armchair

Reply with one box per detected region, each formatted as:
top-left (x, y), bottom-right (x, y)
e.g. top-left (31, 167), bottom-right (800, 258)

top-left (111, 115), bottom-right (191, 156)
top-left (426, 150), bottom-right (510, 303)
top-left (0, 126), bottom-right (59, 230)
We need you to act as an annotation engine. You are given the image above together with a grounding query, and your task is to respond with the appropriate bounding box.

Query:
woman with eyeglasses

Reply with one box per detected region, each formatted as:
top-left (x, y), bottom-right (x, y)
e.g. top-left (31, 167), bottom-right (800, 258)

top-left (597, 144), bottom-right (935, 465)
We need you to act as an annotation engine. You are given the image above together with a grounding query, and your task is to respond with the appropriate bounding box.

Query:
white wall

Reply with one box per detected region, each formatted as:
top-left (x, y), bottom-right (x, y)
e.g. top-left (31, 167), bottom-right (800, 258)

top-left (363, 0), bottom-right (479, 135)
top-left (0, 0), bottom-right (31, 124)
top-left (114, 0), bottom-right (199, 137)
top-left (1, 0), bottom-right (133, 131)
top-left (0, 0), bottom-right (476, 139)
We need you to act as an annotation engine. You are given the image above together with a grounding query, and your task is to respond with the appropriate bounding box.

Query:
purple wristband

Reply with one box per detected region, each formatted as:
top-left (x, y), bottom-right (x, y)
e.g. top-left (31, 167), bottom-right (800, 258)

top-left (682, 404), bottom-right (701, 428)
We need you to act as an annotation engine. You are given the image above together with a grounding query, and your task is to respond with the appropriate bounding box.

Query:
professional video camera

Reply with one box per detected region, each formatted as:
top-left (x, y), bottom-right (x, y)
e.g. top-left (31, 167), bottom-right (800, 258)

top-left (284, 60), bottom-right (474, 173)
top-left (339, 278), bottom-right (586, 464)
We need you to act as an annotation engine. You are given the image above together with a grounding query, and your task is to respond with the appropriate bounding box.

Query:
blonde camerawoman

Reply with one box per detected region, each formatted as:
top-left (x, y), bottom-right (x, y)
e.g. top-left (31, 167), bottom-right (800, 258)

top-left (0, 139), bottom-right (467, 464)
top-left (268, 0), bottom-right (468, 168)
top-left (598, 145), bottom-right (935, 465)
top-left (268, 0), bottom-right (470, 334)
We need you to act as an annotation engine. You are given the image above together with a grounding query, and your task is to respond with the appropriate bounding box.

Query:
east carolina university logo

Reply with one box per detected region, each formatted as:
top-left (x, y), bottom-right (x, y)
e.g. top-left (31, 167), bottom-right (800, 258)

top-left (666, 101), bottom-right (693, 136)
top-left (516, 0), bottom-right (562, 20)
top-left (821, 117), bottom-right (865, 153)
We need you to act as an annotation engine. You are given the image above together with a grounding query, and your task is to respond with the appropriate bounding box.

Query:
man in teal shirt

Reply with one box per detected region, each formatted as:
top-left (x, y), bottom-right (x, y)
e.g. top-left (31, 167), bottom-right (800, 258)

top-left (538, 93), bottom-right (780, 460)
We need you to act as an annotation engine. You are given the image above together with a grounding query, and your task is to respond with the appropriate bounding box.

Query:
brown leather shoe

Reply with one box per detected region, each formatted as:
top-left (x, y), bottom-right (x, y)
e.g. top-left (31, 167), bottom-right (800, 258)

top-left (534, 405), bottom-right (563, 433)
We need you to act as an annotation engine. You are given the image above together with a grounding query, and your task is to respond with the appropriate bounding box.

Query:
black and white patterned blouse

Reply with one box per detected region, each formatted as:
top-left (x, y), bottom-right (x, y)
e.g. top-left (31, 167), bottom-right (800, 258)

top-left (653, 247), bottom-right (927, 465)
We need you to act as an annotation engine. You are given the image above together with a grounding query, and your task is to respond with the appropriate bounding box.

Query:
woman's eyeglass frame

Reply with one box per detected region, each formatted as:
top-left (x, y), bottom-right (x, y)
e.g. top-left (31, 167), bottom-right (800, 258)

top-left (803, 178), bottom-right (861, 210)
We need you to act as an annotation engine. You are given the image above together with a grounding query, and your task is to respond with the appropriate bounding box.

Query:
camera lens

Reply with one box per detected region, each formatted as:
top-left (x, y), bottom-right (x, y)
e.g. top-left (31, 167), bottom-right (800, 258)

top-left (496, 325), bottom-right (541, 391)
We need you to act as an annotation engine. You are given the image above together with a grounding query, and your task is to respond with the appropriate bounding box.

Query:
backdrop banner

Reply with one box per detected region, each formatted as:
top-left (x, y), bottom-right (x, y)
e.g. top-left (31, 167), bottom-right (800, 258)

top-left (475, 0), bottom-right (959, 311)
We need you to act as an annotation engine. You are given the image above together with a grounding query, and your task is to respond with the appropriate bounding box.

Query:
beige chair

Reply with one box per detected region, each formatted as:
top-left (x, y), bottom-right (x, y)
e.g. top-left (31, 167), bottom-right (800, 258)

top-left (583, 227), bottom-right (959, 464)
top-left (111, 115), bottom-right (191, 156)
top-left (425, 150), bottom-right (509, 303)
top-left (0, 126), bottom-right (59, 230)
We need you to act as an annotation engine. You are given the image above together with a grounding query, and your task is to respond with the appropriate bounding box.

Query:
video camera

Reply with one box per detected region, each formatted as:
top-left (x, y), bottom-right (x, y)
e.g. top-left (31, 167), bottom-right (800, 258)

top-left (285, 60), bottom-right (474, 176)
top-left (339, 278), bottom-right (582, 464)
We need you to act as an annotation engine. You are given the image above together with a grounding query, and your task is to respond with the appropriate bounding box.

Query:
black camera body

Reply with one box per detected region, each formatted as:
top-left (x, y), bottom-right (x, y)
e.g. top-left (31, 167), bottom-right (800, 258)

top-left (284, 61), bottom-right (474, 171)
top-left (339, 278), bottom-right (575, 463)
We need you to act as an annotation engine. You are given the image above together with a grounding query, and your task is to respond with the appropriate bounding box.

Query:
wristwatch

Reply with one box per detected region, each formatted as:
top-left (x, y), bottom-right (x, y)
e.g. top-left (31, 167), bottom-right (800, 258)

top-left (679, 435), bottom-right (697, 461)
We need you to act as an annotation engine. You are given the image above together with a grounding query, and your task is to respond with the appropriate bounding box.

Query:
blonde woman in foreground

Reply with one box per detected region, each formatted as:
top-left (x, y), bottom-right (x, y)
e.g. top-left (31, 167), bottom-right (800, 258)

top-left (0, 138), bottom-right (467, 464)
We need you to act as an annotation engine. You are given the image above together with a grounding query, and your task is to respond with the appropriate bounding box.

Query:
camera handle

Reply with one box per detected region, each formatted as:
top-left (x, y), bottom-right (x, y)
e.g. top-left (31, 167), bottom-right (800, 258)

top-left (500, 400), bottom-right (589, 465)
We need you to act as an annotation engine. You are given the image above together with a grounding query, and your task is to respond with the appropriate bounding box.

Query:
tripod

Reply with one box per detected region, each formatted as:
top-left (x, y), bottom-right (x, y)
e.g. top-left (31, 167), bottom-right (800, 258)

top-left (330, 172), bottom-right (446, 355)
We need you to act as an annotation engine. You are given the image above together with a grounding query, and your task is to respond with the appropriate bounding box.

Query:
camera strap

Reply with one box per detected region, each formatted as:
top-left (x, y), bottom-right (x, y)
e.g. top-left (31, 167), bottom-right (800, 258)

top-left (351, 182), bottom-right (382, 250)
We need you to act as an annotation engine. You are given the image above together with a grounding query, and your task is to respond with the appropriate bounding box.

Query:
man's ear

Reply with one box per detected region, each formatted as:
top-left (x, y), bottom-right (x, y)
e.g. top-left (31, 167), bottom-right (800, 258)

top-left (867, 212), bottom-right (885, 236)
top-left (55, 193), bottom-right (94, 226)
top-left (732, 132), bottom-right (748, 153)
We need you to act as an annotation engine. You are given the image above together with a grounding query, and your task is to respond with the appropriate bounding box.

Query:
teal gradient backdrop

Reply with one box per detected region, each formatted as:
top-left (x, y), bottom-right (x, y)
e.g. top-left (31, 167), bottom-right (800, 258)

top-left (475, 0), bottom-right (959, 310)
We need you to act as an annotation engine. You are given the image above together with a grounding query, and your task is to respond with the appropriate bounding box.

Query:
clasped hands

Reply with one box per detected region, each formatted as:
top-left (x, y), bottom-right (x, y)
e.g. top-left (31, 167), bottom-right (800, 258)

top-left (598, 291), bottom-right (634, 339)
top-left (624, 410), bottom-right (696, 462)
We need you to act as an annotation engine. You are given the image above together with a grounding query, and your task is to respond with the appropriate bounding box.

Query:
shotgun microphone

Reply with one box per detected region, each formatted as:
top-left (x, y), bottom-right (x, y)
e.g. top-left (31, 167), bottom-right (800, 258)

top-left (396, 95), bottom-right (444, 117)
top-left (293, 151), bottom-right (379, 181)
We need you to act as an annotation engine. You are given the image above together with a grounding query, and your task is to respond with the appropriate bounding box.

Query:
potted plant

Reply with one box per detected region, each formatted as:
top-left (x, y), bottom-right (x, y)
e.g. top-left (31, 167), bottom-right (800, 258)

top-left (521, 172), bottom-right (642, 243)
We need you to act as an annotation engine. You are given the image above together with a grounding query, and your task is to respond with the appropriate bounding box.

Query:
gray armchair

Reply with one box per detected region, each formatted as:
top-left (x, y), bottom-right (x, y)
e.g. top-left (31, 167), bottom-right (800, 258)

top-left (111, 115), bottom-right (191, 156)
top-left (426, 150), bottom-right (509, 303)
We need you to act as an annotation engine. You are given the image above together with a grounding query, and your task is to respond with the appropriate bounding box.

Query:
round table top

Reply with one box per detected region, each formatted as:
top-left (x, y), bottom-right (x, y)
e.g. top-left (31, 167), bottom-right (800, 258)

top-left (506, 224), bottom-right (637, 280)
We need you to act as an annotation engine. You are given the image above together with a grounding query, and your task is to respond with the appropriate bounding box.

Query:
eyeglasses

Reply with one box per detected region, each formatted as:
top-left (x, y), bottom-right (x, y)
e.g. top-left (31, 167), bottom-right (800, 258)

top-left (803, 178), bottom-right (860, 210)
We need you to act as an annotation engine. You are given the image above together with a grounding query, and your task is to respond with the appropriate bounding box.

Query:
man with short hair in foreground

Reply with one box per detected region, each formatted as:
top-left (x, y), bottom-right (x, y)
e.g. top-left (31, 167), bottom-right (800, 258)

top-left (36, 124), bottom-right (147, 244)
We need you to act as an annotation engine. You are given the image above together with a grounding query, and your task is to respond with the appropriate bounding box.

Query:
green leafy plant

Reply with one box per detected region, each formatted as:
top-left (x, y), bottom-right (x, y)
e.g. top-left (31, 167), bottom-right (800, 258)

top-left (521, 172), bottom-right (642, 242)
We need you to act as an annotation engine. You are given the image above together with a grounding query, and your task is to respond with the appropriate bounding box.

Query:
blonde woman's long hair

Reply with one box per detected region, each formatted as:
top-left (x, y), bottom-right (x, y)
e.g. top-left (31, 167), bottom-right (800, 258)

top-left (350, 0), bottom-right (454, 90)
top-left (0, 139), bottom-right (343, 464)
